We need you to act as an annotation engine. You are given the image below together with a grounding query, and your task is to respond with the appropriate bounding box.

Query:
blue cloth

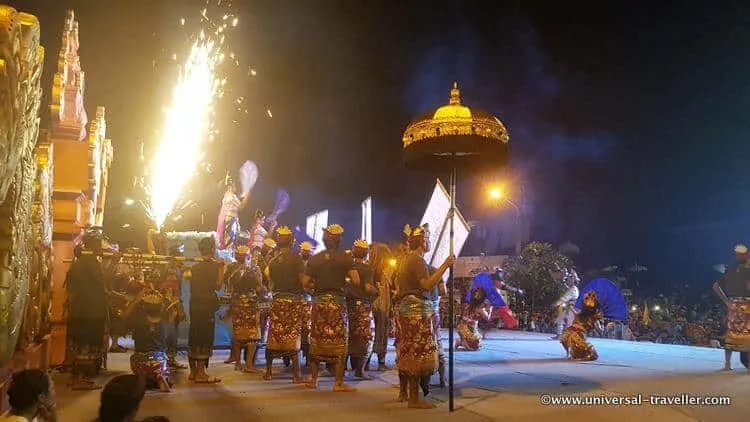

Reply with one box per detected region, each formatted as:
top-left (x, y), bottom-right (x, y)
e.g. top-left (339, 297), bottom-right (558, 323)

top-left (575, 278), bottom-right (628, 321)
top-left (466, 272), bottom-right (507, 307)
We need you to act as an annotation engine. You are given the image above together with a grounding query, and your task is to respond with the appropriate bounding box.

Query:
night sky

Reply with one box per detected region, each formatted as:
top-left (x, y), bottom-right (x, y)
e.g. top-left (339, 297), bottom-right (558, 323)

top-left (12, 0), bottom-right (750, 292)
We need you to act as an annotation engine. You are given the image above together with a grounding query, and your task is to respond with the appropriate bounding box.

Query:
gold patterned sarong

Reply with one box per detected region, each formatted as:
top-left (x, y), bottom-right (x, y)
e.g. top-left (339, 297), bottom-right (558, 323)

top-left (726, 298), bottom-right (750, 352)
top-left (267, 293), bottom-right (305, 354)
top-left (232, 294), bottom-right (261, 343)
top-left (301, 295), bottom-right (312, 348)
top-left (457, 320), bottom-right (481, 351)
top-left (310, 293), bottom-right (348, 362)
top-left (396, 295), bottom-right (437, 376)
top-left (130, 351), bottom-right (169, 384)
top-left (347, 299), bottom-right (374, 357)
top-left (560, 322), bottom-right (598, 361)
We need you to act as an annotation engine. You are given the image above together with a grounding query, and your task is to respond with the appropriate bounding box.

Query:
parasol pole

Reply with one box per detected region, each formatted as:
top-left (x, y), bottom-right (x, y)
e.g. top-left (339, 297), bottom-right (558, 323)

top-left (448, 166), bottom-right (456, 412)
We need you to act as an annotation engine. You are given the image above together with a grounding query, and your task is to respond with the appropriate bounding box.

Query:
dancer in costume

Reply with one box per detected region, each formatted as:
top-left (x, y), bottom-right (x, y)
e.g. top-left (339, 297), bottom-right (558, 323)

top-left (263, 226), bottom-right (308, 382)
top-left (222, 245), bottom-right (265, 373)
top-left (712, 244), bottom-right (750, 370)
top-left (250, 210), bottom-right (268, 252)
top-left (159, 258), bottom-right (185, 370)
top-left (124, 288), bottom-right (172, 392)
top-left (258, 237), bottom-right (276, 350)
top-left (553, 268), bottom-right (580, 339)
top-left (65, 232), bottom-right (108, 390)
top-left (456, 287), bottom-right (491, 351)
top-left (394, 224), bottom-right (455, 409)
top-left (560, 278), bottom-right (627, 361)
top-left (305, 224), bottom-right (361, 392)
top-left (368, 243), bottom-right (395, 371)
top-left (186, 237), bottom-right (223, 383)
top-left (299, 241), bottom-right (314, 366)
top-left (216, 175), bottom-right (249, 250)
top-left (347, 239), bottom-right (378, 379)
top-left (489, 269), bottom-right (521, 329)
top-left (221, 245), bottom-right (249, 365)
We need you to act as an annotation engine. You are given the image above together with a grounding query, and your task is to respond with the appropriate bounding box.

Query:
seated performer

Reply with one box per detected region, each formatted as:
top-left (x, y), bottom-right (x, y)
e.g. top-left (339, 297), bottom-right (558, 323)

top-left (264, 226), bottom-right (307, 383)
top-left (456, 287), bottom-right (491, 351)
top-left (560, 278), bottom-right (627, 361)
top-left (553, 268), bottom-right (580, 340)
top-left (713, 244), bottom-right (750, 370)
top-left (222, 245), bottom-right (265, 372)
top-left (305, 224), bottom-right (361, 392)
top-left (124, 288), bottom-right (172, 392)
top-left (394, 224), bottom-right (454, 409)
top-left (347, 239), bottom-right (379, 379)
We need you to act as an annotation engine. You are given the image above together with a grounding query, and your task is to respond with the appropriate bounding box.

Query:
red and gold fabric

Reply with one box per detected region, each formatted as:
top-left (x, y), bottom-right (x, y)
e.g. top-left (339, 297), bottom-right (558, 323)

top-left (347, 299), bottom-right (374, 358)
top-left (310, 293), bottom-right (349, 362)
top-left (267, 293), bottom-right (305, 354)
top-left (130, 351), bottom-right (169, 383)
top-left (232, 294), bottom-right (261, 344)
top-left (726, 298), bottom-right (750, 352)
top-left (396, 295), bottom-right (437, 376)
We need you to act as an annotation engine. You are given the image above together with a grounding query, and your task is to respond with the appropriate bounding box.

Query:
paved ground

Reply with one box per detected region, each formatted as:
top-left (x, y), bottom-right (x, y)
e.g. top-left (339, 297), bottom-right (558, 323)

top-left (54, 330), bottom-right (750, 421)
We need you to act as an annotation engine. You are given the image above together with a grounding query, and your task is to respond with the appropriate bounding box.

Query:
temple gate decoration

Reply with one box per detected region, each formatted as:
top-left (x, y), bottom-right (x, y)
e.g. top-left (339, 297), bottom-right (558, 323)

top-left (0, 2), bottom-right (51, 385)
top-left (48, 10), bottom-right (113, 366)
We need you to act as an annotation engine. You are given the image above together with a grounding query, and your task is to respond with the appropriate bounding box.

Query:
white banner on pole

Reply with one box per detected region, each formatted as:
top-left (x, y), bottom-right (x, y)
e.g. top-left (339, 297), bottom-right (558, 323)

top-left (361, 196), bottom-right (372, 244)
top-left (420, 179), bottom-right (471, 281)
top-left (306, 210), bottom-right (329, 252)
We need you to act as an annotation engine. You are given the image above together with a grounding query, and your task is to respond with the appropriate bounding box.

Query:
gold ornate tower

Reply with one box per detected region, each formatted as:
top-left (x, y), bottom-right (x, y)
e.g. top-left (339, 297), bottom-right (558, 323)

top-left (48, 10), bottom-right (113, 366)
top-left (0, 3), bottom-right (53, 404)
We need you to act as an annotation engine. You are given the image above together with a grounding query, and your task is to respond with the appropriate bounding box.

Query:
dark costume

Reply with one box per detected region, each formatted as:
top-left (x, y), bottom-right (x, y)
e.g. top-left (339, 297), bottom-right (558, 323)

top-left (266, 249), bottom-right (306, 357)
top-left (187, 261), bottom-right (221, 362)
top-left (560, 278), bottom-right (627, 361)
top-left (715, 262), bottom-right (750, 367)
top-left (65, 253), bottom-right (108, 388)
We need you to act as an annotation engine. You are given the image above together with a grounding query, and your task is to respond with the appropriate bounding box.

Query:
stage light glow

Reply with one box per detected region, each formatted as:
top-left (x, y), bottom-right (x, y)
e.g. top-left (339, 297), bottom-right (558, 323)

top-left (124, 198), bottom-right (135, 206)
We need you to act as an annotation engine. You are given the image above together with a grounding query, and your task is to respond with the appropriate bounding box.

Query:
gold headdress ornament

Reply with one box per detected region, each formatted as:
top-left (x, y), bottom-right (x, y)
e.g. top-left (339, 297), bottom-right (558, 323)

top-left (264, 238), bottom-right (277, 248)
top-left (403, 224), bottom-right (412, 237)
top-left (141, 289), bottom-right (163, 306)
top-left (323, 224), bottom-right (344, 235)
top-left (353, 239), bottom-right (369, 249)
top-left (224, 171), bottom-right (233, 186)
top-left (582, 290), bottom-right (598, 308)
top-left (735, 244), bottom-right (748, 254)
top-left (235, 245), bottom-right (250, 256)
top-left (275, 226), bottom-right (293, 236)
top-left (300, 241), bottom-right (313, 251)
top-left (407, 223), bottom-right (429, 238)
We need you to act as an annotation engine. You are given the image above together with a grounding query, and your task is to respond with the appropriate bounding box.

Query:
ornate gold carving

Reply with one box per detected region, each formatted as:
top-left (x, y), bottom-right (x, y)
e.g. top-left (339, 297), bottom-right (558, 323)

top-left (0, 5), bottom-right (46, 363)
top-left (402, 82), bottom-right (509, 148)
top-left (50, 10), bottom-right (87, 140)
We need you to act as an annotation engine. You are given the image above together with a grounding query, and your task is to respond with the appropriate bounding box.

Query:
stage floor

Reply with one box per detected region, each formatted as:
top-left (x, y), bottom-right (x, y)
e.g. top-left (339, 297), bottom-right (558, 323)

top-left (54, 330), bottom-right (750, 422)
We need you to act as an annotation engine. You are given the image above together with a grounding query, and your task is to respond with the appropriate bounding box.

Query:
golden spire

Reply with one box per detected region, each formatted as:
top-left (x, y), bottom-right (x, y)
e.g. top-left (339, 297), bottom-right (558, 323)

top-left (449, 81), bottom-right (461, 105)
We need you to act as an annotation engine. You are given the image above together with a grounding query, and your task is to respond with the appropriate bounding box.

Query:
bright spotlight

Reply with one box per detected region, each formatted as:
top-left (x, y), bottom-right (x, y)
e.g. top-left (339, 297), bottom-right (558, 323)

top-left (124, 198), bottom-right (135, 206)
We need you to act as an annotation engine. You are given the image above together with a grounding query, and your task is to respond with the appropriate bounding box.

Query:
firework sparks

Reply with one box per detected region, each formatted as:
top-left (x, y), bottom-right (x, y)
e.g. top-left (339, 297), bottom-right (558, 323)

top-left (148, 33), bottom-right (221, 229)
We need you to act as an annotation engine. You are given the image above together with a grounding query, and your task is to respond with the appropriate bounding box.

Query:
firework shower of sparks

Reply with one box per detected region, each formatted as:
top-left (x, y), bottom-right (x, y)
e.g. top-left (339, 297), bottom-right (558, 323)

top-left (146, 2), bottom-right (239, 229)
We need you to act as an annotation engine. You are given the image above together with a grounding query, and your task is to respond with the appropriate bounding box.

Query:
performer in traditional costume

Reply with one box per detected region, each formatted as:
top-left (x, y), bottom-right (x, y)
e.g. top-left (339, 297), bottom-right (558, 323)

top-left (222, 245), bottom-right (265, 373)
top-left (221, 245), bottom-right (249, 365)
top-left (264, 226), bottom-right (308, 382)
top-left (394, 224), bottom-right (455, 409)
top-left (305, 224), bottom-right (361, 392)
top-left (553, 268), bottom-right (580, 340)
top-left (185, 237), bottom-right (223, 383)
top-left (159, 260), bottom-right (185, 370)
top-left (124, 288), bottom-right (172, 392)
top-left (456, 287), bottom-right (491, 351)
top-left (249, 210), bottom-right (268, 252)
top-left (217, 175), bottom-right (249, 250)
top-left (347, 240), bottom-right (378, 379)
top-left (560, 278), bottom-right (627, 361)
top-left (299, 241), bottom-right (314, 366)
top-left (65, 233), bottom-right (108, 390)
top-left (713, 244), bottom-right (750, 370)
top-left (368, 243), bottom-right (395, 371)
top-left (258, 237), bottom-right (276, 350)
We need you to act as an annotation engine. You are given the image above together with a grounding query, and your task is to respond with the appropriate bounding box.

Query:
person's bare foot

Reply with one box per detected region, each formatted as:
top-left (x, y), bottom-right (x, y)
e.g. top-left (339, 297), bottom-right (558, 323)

top-left (194, 375), bottom-right (221, 384)
top-left (408, 400), bottom-right (436, 409)
top-left (188, 373), bottom-right (195, 381)
top-left (292, 377), bottom-right (308, 384)
top-left (354, 372), bottom-right (373, 380)
top-left (305, 380), bottom-right (318, 389)
top-left (224, 357), bottom-right (237, 364)
top-left (397, 393), bottom-right (407, 402)
top-left (263, 373), bottom-right (272, 380)
top-left (333, 383), bottom-right (356, 392)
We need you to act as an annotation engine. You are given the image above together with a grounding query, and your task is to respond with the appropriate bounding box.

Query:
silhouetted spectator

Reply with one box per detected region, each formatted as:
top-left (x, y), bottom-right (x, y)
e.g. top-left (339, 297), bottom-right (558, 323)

top-left (1, 369), bottom-right (56, 422)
